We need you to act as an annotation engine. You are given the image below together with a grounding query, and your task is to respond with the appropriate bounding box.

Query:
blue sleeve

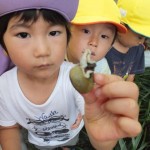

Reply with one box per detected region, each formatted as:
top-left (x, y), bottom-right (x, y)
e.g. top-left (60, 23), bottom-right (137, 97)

top-left (130, 45), bottom-right (145, 74)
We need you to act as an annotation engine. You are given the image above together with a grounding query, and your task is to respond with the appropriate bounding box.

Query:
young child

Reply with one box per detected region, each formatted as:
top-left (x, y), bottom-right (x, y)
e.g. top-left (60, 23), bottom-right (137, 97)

top-left (65, 0), bottom-right (127, 129)
top-left (66, 0), bottom-right (127, 75)
top-left (0, 1), bottom-right (84, 150)
top-left (0, 0), bottom-right (141, 150)
top-left (106, 0), bottom-right (150, 81)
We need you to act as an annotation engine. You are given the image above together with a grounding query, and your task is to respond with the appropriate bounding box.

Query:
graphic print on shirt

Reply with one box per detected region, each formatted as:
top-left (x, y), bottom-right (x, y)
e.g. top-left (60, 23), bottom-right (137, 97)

top-left (106, 45), bottom-right (145, 78)
top-left (113, 60), bottom-right (134, 78)
top-left (26, 111), bottom-right (70, 143)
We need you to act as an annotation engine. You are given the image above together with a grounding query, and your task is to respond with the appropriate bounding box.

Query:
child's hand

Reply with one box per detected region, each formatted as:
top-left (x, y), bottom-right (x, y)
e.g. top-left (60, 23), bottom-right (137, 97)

top-left (82, 74), bottom-right (142, 150)
top-left (71, 113), bottom-right (82, 129)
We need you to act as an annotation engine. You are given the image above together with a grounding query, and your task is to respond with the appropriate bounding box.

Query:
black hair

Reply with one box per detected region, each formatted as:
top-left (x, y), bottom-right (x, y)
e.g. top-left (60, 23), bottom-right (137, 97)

top-left (112, 28), bottom-right (117, 45)
top-left (0, 9), bottom-right (71, 51)
top-left (111, 27), bottom-right (117, 45)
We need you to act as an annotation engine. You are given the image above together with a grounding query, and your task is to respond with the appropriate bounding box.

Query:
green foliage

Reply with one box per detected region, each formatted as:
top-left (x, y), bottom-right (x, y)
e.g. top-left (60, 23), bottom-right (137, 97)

top-left (114, 67), bottom-right (150, 150)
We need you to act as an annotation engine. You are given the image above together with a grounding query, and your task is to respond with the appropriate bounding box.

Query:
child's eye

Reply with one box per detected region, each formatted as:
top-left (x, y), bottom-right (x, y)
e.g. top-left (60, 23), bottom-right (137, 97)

top-left (82, 29), bottom-right (90, 34)
top-left (49, 31), bottom-right (61, 36)
top-left (17, 32), bottom-right (30, 38)
top-left (101, 35), bottom-right (109, 39)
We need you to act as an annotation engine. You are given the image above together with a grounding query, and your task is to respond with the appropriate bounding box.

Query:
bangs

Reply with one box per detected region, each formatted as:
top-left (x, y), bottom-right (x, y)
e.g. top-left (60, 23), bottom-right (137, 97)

top-left (13, 9), bottom-right (68, 26)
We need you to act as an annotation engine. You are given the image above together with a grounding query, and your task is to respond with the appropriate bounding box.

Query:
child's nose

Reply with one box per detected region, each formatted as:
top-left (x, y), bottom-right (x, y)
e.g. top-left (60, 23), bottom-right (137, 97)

top-left (88, 38), bottom-right (98, 48)
top-left (34, 39), bottom-right (50, 57)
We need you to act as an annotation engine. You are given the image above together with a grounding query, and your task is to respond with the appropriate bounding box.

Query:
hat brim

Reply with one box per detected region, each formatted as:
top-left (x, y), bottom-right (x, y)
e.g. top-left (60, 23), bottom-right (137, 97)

top-left (128, 24), bottom-right (150, 38)
top-left (71, 17), bottom-right (127, 33)
top-left (0, 0), bottom-right (79, 21)
top-left (72, 21), bottom-right (127, 33)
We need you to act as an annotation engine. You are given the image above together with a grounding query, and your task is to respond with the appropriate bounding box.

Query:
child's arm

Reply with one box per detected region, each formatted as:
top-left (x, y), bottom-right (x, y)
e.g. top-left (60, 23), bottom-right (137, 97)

top-left (0, 125), bottom-right (21, 150)
top-left (71, 113), bottom-right (82, 129)
top-left (82, 74), bottom-right (141, 150)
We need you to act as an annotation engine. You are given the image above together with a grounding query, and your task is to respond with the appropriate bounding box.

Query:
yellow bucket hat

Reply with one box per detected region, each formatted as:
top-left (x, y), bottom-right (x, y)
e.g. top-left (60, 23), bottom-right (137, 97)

top-left (118, 0), bottom-right (150, 37)
top-left (71, 0), bottom-right (127, 33)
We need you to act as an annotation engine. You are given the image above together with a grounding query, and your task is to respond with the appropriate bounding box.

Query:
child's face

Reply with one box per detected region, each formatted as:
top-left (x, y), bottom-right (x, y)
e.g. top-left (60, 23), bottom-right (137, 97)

top-left (3, 15), bottom-right (67, 79)
top-left (67, 23), bottom-right (116, 63)
top-left (117, 28), bottom-right (145, 48)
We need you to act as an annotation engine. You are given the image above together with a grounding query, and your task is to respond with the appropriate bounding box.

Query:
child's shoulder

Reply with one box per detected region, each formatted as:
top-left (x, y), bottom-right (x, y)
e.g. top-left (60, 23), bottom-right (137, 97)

top-left (0, 66), bottom-right (16, 78)
top-left (129, 44), bottom-right (144, 53)
top-left (61, 61), bottom-right (75, 70)
top-left (0, 67), bottom-right (17, 91)
top-left (58, 61), bottom-right (76, 79)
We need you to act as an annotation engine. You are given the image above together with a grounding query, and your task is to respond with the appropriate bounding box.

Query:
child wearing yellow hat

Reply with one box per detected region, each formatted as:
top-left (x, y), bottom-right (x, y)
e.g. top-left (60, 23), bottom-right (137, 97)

top-left (66, 0), bottom-right (126, 75)
top-left (66, 0), bottom-right (126, 144)
top-left (106, 0), bottom-right (150, 81)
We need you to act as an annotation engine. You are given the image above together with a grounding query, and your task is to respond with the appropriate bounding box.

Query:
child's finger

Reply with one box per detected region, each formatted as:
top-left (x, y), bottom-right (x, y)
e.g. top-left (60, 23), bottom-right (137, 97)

top-left (94, 74), bottom-right (123, 86)
top-left (105, 98), bottom-right (139, 119)
top-left (118, 117), bottom-right (142, 137)
top-left (100, 81), bottom-right (139, 100)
